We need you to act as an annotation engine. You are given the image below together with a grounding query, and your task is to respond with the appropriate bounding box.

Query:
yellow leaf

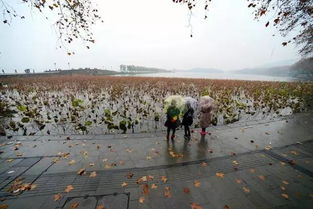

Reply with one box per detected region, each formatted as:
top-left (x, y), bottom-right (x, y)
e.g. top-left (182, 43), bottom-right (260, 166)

top-left (64, 185), bottom-right (74, 193)
top-left (89, 171), bottom-right (97, 178)
top-left (139, 196), bottom-right (145, 203)
top-left (243, 186), bottom-right (250, 193)
top-left (68, 160), bottom-right (76, 165)
top-left (194, 180), bottom-right (201, 187)
top-left (216, 172), bottom-right (225, 178)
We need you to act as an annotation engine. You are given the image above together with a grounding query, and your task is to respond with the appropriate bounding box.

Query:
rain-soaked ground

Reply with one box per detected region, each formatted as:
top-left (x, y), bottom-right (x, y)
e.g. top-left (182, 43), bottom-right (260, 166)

top-left (0, 110), bottom-right (312, 209)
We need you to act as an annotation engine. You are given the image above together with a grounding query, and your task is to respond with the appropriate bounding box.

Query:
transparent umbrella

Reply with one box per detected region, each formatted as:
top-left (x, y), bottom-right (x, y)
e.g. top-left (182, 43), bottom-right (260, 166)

top-left (199, 96), bottom-right (214, 110)
top-left (184, 97), bottom-right (198, 111)
top-left (164, 95), bottom-right (185, 113)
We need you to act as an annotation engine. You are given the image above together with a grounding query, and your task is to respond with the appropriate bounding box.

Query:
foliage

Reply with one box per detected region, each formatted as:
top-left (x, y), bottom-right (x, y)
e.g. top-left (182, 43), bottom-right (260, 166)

top-left (173, 0), bottom-right (313, 56)
top-left (1, 0), bottom-right (101, 52)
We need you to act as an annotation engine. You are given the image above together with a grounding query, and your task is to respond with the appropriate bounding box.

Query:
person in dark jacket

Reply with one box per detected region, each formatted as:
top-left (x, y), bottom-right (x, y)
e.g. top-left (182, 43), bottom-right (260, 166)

top-left (182, 102), bottom-right (194, 139)
top-left (164, 100), bottom-right (180, 141)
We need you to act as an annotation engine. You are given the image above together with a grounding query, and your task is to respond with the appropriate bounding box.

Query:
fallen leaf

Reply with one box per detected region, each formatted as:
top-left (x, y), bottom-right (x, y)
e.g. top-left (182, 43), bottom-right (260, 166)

top-left (97, 205), bottom-right (105, 209)
top-left (281, 193), bottom-right (289, 199)
top-left (216, 172), bottom-right (225, 178)
top-left (136, 175), bottom-right (154, 184)
top-left (142, 184), bottom-right (149, 195)
top-left (161, 176), bottom-right (168, 183)
top-left (290, 150), bottom-right (298, 155)
top-left (282, 180), bottom-right (289, 185)
top-left (70, 202), bottom-right (79, 209)
top-left (232, 160), bottom-right (239, 166)
top-left (139, 196), bottom-right (145, 203)
top-left (6, 159), bottom-right (14, 163)
top-left (183, 187), bottom-right (190, 193)
top-left (77, 168), bottom-right (86, 175)
top-left (64, 185), bottom-right (74, 192)
top-left (54, 193), bottom-right (62, 201)
top-left (89, 171), bottom-right (97, 178)
top-left (121, 182), bottom-right (128, 187)
top-left (164, 186), bottom-right (172, 198)
top-left (224, 205), bottom-right (230, 209)
top-left (258, 175), bottom-right (266, 181)
top-left (243, 186), bottom-right (250, 193)
top-left (194, 180), bottom-right (201, 187)
top-left (89, 163), bottom-right (95, 167)
top-left (126, 172), bottom-right (134, 179)
top-left (146, 155), bottom-right (152, 160)
top-left (151, 184), bottom-right (158, 189)
top-left (280, 186), bottom-right (286, 191)
top-left (191, 202), bottom-right (203, 209)
top-left (68, 160), bottom-right (76, 165)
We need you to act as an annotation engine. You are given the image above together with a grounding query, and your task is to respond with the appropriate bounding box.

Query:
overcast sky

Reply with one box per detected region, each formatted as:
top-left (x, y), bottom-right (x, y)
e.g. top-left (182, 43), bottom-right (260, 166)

top-left (0, 0), bottom-right (300, 73)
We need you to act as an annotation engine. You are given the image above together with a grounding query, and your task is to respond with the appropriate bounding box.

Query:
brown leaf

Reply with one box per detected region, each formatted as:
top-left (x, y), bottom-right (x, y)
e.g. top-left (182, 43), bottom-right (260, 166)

top-left (161, 176), bottom-right (168, 183)
top-left (126, 172), bottom-right (134, 179)
top-left (282, 180), bottom-right (289, 185)
top-left (64, 185), bottom-right (74, 193)
top-left (70, 202), bottom-right (79, 209)
top-left (89, 171), bottom-right (97, 178)
top-left (77, 168), bottom-right (86, 175)
top-left (191, 202), bottom-right (203, 209)
top-left (164, 186), bottom-right (172, 198)
top-left (258, 175), bottom-right (266, 181)
top-left (97, 205), bottom-right (105, 209)
top-left (216, 172), bottom-right (225, 178)
top-left (194, 180), bottom-right (201, 187)
top-left (54, 193), bottom-right (62, 201)
top-left (183, 187), bottom-right (190, 194)
top-left (151, 184), bottom-right (158, 189)
top-left (142, 184), bottom-right (149, 195)
top-left (224, 205), bottom-right (230, 209)
top-left (243, 186), bottom-right (250, 193)
top-left (121, 182), bottom-right (128, 187)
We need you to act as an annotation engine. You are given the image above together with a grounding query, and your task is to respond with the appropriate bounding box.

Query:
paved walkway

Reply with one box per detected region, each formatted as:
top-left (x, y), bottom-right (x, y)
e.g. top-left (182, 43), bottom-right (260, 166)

top-left (0, 112), bottom-right (312, 209)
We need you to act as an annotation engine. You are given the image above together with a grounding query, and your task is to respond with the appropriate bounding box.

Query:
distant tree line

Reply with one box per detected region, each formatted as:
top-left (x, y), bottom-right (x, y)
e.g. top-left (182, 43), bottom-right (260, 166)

top-left (120, 65), bottom-right (168, 73)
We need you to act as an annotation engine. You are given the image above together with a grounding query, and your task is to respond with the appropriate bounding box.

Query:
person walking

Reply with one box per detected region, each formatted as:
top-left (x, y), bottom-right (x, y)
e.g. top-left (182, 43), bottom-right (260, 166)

top-left (182, 101), bottom-right (194, 139)
top-left (164, 100), bottom-right (180, 141)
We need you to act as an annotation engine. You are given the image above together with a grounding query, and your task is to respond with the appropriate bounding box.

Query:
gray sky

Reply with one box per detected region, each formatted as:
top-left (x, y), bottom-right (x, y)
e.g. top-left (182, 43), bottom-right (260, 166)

top-left (0, 0), bottom-right (300, 73)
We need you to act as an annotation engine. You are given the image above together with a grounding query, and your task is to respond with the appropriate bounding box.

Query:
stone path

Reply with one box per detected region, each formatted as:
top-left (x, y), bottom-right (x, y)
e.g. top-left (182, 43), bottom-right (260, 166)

top-left (0, 112), bottom-right (312, 209)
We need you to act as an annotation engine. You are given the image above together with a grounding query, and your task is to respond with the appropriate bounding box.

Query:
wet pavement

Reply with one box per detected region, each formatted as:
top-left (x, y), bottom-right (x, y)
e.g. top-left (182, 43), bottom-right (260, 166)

top-left (0, 111), bottom-right (312, 209)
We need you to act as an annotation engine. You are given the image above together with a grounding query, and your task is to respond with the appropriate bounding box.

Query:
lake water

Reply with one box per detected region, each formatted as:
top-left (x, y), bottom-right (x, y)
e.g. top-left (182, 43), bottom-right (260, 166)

top-left (116, 71), bottom-right (295, 82)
